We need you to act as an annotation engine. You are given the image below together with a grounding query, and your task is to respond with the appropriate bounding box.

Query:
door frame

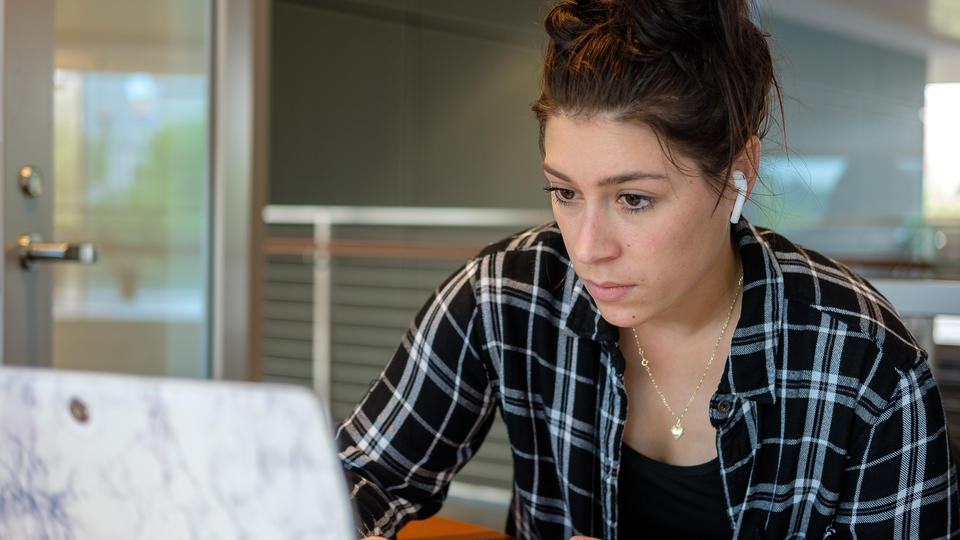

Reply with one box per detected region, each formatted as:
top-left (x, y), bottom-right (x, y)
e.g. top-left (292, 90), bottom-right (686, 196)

top-left (211, 0), bottom-right (270, 381)
top-left (0, 0), bottom-right (56, 367)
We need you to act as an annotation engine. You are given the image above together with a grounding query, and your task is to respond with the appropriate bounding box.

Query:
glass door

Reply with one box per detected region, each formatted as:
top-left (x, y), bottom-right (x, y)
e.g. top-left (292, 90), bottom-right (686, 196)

top-left (0, 0), bottom-right (215, 375)
top-left (51, 0), bottom-right (213, 376)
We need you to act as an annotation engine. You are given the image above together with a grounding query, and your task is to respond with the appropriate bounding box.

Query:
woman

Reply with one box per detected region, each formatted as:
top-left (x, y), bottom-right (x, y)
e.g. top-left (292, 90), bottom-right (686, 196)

top-left (337, 1), bottom-right (959, 538)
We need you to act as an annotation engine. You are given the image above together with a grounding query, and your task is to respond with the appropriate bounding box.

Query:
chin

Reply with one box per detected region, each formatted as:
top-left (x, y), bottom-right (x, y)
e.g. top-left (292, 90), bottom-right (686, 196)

top-left (594, 303), bottom-right (649, 329)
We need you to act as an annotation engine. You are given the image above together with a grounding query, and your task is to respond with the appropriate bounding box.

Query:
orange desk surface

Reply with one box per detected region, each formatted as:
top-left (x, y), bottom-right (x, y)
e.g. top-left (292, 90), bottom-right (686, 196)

top-left (397, 516), bottom-right (515, 540)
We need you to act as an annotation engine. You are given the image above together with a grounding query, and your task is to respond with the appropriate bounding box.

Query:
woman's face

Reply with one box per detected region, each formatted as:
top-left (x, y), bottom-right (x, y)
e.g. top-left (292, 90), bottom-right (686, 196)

top-left (542, 114), bottom-right (739, 328)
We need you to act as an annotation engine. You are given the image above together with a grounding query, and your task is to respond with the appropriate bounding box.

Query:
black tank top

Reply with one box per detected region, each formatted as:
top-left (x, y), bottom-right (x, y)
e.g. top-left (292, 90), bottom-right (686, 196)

top-left (618, 443), bottom-right (732, 539)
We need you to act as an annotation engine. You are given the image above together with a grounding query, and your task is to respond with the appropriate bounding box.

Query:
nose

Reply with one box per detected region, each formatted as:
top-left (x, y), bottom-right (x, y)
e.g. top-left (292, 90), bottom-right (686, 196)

top-left (570, 207), bottom-right (620, 264)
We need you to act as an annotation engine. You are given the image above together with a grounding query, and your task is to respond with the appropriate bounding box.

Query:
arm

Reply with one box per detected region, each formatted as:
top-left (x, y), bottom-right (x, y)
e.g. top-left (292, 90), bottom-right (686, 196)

top-left (835, 353), bottom-right (959, 538)
top-left (336, 261), bottom-right (499, 539)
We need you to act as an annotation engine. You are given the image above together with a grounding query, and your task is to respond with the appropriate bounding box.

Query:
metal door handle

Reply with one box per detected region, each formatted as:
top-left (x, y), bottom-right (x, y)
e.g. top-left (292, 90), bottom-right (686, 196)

top-left (18, 233), bottom-right (99, 270)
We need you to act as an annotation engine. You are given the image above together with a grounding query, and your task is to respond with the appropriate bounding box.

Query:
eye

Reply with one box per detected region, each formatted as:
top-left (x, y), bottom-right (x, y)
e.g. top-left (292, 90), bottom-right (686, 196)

top-left (544, 186), bottom-right (576, 205)
top-left (619, 193), bottom-right (652, 211)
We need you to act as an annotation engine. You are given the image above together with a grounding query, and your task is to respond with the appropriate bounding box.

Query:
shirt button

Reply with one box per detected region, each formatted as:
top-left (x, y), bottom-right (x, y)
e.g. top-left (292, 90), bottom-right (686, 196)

top-left (716, 400), bottom-right (732, 415)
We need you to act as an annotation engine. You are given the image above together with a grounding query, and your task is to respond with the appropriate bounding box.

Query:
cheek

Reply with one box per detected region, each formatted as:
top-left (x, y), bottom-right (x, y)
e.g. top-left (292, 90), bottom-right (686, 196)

top-left (624, 208), bottom-right (716, 275)
top-left (620, 228), bottom-right (672, 284)
top-left (554, 213), bottom-right (580, 253)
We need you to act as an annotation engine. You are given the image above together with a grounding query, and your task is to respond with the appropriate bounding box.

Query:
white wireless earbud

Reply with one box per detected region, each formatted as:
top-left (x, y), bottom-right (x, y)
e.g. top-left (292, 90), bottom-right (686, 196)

top-left (730, 171), bottom-right (748, 224)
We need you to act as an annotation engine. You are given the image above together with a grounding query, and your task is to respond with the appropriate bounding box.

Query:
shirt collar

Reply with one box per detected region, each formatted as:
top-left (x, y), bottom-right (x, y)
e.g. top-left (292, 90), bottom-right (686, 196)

top-left (560, 219), bottom-right (782, 404)
top-left (722, 219), bottom-right (782, 405)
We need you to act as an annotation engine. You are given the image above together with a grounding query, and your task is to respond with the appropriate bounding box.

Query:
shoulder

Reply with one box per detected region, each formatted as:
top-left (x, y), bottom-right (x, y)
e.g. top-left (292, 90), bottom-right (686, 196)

top-left (744, 224), bottom-right (926, 402)
top-left (448, 222), bottom-right (588, 329)
top-left (465, 222), bottom-right (573, 283)
top-left (476, 222), bottom-right (567, 259)
top-left (432, 222), bottom-right (573, 305)
top-left (751, 224), bottom-right (919, 352)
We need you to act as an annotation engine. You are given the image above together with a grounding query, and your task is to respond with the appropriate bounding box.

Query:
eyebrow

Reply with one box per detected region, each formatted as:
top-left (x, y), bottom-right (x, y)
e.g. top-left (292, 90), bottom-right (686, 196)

top-left (542, 163), bottom-right (669, 186)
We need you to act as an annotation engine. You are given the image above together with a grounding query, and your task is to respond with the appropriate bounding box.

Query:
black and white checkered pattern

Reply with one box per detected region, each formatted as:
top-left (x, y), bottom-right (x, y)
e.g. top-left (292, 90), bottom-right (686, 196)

top-left (337, 219), bottom-right (958, 539)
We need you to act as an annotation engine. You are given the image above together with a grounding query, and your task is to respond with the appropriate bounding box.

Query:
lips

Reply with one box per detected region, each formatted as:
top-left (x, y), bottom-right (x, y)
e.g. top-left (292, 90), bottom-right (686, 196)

top-left (582, 279), bottom-right (634, 303)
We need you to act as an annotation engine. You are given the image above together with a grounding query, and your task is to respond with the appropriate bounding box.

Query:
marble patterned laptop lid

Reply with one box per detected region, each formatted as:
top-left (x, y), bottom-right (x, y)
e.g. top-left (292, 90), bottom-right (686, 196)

top-left (0, 366), bottom-right (355, 540)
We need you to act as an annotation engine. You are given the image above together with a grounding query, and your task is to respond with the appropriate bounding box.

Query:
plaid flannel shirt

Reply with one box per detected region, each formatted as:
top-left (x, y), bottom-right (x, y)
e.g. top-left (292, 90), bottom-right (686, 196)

top-left (336, 219), bottom-right (959, 539)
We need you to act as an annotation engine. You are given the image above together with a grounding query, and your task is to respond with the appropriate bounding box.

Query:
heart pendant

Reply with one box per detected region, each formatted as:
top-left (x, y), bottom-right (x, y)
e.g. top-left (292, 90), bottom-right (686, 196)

top-left (670, 424), bottom-right (684, 439)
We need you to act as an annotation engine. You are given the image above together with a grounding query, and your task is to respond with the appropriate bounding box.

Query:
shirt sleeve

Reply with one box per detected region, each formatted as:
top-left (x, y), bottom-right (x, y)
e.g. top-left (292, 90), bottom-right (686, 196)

top-left (835, 352), bottom-right (960, 538)
top-left (334, 260), bottom-right (499, 538)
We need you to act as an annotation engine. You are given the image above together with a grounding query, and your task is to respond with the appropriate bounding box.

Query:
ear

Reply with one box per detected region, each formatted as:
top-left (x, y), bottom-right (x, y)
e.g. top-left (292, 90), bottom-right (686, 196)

top-left (732, 136), bottom-right (761, 199)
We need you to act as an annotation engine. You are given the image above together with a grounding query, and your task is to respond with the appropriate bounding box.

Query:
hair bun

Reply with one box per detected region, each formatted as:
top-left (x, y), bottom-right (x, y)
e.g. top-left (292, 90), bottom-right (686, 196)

top-left (609, 0), bottom-right (752, 57)
top-left (543, 0), bottom-right (612, 50)
top-left (543, 0), bottom-right (752, 59)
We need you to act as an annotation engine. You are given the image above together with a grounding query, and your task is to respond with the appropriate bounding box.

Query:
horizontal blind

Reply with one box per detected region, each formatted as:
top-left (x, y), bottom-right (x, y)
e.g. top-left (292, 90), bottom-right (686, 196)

top-left (266, 223), bottom-right (531, 492)
top-left (264, 225), bottom-right (315, 388)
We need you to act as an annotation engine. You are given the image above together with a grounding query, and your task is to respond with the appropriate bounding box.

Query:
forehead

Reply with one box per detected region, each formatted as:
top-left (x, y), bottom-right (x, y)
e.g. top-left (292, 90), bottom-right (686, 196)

top-left (542, 114), bottom-right (673, 176)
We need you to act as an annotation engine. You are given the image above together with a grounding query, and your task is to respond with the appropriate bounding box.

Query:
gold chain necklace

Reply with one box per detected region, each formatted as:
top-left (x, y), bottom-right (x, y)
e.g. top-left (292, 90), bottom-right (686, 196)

top-left (631, 273), bottom-right (743, 440)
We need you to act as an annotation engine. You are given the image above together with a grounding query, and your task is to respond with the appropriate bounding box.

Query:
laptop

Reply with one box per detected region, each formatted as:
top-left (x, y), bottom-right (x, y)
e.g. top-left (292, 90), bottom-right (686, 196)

top-left (0, 366), bottom-right (355, 539)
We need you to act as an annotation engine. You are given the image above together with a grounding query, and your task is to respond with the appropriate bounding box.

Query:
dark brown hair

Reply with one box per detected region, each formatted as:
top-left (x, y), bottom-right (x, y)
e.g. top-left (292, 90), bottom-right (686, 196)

top-left (533, 0), bottom-right (783, 196)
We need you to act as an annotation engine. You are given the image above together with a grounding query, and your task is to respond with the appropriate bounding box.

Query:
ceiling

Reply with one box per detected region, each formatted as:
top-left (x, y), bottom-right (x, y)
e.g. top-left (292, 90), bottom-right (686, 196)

top-left (831, 0), bottom-right (960, 43)
top-left (764, 0), bottom-right (960, 81)
top-left (765, 0), bottom-right (960, 52)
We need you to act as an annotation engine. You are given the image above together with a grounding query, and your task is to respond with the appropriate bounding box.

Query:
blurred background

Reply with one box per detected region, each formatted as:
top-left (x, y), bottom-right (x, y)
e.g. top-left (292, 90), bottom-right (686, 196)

top-left (6, 0), bottom-right (960, 532)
